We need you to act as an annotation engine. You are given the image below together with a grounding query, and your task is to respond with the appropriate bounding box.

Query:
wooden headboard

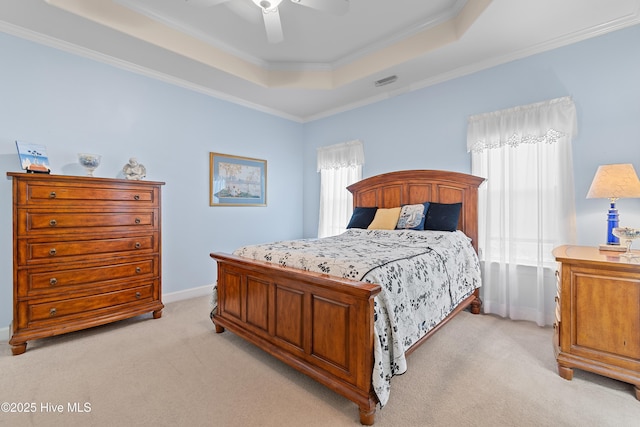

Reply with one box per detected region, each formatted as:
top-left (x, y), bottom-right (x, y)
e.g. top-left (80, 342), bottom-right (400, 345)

top-left (347, 170), bottom-right (485, 253)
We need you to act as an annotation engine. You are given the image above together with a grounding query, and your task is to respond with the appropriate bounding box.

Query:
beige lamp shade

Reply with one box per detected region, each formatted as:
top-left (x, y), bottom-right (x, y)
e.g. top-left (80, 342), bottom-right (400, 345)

top-left (586, 163), bottom-right (640, 200)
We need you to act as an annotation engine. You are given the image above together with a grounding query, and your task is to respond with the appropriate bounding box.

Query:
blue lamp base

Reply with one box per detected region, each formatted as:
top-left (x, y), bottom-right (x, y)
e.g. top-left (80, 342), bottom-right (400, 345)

top-left (599, 202), bottom-right (624, 251)
top-left (606, 201), bottom-right (620, 246)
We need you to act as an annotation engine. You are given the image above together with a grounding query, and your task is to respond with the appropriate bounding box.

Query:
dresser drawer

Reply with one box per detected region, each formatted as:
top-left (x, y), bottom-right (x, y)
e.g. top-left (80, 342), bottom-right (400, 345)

top-left (19, 234), bottom-right (156, 264)
top-left (17, 180), bottom-right (158, 207)
top-left (26, 284), bottom-right (154, 324)
top-left (20, 257), bottom-right (157, 295)
top-left (19, 210), bottom-right (157, 235)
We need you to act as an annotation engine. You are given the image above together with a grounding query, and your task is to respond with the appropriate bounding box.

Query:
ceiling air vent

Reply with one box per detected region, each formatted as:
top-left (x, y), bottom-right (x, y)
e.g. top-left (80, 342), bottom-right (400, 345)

top-left (374, 75), bottom-right (398, 87)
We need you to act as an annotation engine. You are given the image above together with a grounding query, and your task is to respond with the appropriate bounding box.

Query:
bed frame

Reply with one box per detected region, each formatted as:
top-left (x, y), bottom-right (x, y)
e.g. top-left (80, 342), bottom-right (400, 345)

top-left (210, 170), bottom-right (485, 425)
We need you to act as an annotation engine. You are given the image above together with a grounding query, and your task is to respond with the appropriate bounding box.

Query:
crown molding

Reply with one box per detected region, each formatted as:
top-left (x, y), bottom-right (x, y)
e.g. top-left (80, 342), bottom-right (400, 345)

top-left (0, 20), bottom-right (302, 122)
top-left (304, 10), bottom-right (640, 122)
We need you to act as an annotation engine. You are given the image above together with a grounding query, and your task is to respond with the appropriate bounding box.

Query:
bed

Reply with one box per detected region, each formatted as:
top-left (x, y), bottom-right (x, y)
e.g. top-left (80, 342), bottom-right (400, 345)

top-left (209, 170), bottom-right (485, 425)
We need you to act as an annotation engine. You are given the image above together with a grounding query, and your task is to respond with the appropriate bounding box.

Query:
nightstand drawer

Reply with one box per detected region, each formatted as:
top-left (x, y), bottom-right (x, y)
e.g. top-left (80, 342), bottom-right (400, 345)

top-left (27, 284), bottom-right (154, 324)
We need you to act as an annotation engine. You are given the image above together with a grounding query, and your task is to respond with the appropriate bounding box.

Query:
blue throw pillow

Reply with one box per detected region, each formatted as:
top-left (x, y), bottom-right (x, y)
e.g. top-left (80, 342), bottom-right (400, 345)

top-left (396, 202), bottom-right (430, 230)
top-left (346, 207), bottom-right (378, 229)
top-left (424, 202), bottom-right (462, 232)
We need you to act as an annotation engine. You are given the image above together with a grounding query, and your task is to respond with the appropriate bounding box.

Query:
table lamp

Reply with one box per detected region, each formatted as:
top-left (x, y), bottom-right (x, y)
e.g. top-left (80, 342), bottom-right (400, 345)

top-left (586, 163), bottom-right (640, 250)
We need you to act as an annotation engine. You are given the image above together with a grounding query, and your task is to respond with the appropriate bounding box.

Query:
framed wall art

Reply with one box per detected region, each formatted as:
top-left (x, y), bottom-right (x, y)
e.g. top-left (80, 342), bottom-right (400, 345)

top-left (209, 152), bottom-right (267, 206)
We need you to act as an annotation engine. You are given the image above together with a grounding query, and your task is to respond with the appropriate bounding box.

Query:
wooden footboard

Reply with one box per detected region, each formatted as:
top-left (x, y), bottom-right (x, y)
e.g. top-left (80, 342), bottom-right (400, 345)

top-left (210, 252), bottom-right (382, 425)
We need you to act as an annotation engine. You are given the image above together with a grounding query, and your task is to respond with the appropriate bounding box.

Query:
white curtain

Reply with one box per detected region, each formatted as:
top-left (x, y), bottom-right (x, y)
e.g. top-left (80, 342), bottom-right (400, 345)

top-left (468, 96), bottom-right (577, 326)
top-left (317, 140), bottom-right (364, 238)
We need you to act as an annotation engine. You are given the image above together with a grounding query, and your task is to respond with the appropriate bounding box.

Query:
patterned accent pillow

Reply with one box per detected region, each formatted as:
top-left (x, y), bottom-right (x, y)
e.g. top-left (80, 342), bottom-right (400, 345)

top-left (396, 202), bottom-right (430, 230)
top-left (346, 207), bottom-right (378, 229)
top-left (368, 207), bottom-right (401, 230)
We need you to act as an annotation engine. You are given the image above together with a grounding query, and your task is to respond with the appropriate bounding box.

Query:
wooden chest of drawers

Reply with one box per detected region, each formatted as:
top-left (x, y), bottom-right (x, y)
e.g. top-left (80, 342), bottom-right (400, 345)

top-left (7, 173), bottom-right (164, 355)
top-left (552, 245), bottom-right (640, 400)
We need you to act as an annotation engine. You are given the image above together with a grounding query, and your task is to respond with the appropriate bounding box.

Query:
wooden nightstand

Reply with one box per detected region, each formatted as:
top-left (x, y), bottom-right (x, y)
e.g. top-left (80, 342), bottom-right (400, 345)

top-left (552, 245), bottom-right (640, 400)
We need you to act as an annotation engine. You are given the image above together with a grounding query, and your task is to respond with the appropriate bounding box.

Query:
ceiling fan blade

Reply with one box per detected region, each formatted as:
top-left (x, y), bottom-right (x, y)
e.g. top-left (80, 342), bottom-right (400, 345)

top-left (263, 8), bottom-right (284, 44)
top-left (184, 0), bottom-right (232, 7)
top-left (291, 0), bottom-right (348, 15)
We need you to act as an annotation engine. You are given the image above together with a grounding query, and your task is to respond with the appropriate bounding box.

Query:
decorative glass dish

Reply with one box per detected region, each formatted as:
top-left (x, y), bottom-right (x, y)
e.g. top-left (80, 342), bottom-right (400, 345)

top-left (612, 227), bottom-right (640, 261)
top-left (78, 153), bottom-right (101, 176)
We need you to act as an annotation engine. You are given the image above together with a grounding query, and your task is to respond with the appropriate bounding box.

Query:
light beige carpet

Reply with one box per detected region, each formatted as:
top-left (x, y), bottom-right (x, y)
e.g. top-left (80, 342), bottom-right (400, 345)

top-left (1, 295), bottom-right (638, 427)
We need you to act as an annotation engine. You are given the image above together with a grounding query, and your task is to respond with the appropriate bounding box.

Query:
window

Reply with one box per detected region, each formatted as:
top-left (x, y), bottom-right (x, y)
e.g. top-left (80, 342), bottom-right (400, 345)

top-left (317, 140), bottom-right (364, 238)
top-left (468, 97), bottom-right (577, 326)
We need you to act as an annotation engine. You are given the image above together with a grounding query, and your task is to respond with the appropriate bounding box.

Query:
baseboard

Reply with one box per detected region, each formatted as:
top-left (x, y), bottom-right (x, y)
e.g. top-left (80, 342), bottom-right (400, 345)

top-left (1, 284), bottom-right (215, 343)
top-left (161, 284), bottom-right (214, 304)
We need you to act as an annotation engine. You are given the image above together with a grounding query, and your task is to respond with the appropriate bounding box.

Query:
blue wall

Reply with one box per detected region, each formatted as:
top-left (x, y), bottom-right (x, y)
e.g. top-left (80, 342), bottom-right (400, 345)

top-left (302, 24), bottom-right (640, 243)
top-left (0, 33), bottom-right (304, 330)
top-left (2, 24), bottom-right (640, 332)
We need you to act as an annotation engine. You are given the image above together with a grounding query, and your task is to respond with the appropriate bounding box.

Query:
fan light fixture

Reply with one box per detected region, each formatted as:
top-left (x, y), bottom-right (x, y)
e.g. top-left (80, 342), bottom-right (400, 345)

top-left (252, 0), bottom-right (283, 11)
top-left (187, 0), bottom-right (349, 44)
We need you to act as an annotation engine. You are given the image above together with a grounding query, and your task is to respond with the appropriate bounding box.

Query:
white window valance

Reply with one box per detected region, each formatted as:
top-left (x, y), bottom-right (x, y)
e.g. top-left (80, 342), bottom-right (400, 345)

top-left (467, 96), bottom-right (577, 153)
top-left (317, 140), bottom-right (364, 171)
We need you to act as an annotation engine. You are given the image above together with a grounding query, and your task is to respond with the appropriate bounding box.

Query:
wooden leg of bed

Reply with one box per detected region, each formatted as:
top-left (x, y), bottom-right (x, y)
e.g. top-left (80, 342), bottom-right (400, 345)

top-left (470, 294), bottom-right (482, 315)
top-left (210, 316), bottom-right (225, 333)
top-left (359, 405), bottom-right (376, 426)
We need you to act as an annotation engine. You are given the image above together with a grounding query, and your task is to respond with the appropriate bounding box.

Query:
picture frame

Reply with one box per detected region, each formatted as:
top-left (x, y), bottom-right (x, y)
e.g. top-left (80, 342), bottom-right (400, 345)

top-left (210, 152), bottom-right (267, 206)
top-left (15, 140), bottom-right (51, 173)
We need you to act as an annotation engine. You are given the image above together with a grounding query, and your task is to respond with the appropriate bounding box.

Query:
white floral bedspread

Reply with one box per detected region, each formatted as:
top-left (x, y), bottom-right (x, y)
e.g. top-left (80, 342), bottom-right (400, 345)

top-left (211, 228), bottom-right (481, 407)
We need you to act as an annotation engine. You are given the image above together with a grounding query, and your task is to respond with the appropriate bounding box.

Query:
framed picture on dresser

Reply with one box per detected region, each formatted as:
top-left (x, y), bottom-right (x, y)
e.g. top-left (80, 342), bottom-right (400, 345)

top-left (15, 140), bottom-right (51, 173)
top-left (209, 152), bottom-right (267, 207)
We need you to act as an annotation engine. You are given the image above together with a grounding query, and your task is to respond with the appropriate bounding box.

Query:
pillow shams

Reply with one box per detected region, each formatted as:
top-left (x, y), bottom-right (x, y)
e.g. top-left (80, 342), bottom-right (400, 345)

top-left (346, 207), bottom-right (378, 229)
top-left (368, 207), bottom-right (401, 230)
top-left (424, 202), bottom-right (462, 232)
top-left (396, 202), bottom-right (430, 230)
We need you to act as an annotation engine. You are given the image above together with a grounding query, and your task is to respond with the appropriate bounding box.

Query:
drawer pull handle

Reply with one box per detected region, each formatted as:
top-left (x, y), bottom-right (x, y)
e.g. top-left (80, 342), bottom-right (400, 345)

top-left (49, 191), bottom-right (56, 198)
top-left (50, 278), bottom-right (58, 286)
top-left (49, 219), bottom-right (57, 227)
top-left (135, 292), bottom-right (141, 299)
top-left (134, 194), bottom-right (140, 201)
top-left (49, 248), bottom-right (57, 256)
top-left (135, 242), bottom-right (141, 249)
top-left (135, 267), bottom-right (142, 273)
top-left (50, 308), bottom-right (57, 317)
top-left (555, 296), bottom-right (559, 303)
top-left (134, 218), bottom-right (141, 224)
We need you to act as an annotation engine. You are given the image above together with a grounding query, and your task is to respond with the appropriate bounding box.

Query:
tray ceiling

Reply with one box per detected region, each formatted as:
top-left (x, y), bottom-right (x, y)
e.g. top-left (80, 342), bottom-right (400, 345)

top-left (1, 0), bottom-right (639, 121)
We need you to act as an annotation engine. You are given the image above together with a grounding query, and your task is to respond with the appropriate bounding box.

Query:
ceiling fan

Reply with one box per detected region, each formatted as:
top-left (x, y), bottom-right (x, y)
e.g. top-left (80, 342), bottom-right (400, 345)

top-left (185, 0), bottom-right (349, 44)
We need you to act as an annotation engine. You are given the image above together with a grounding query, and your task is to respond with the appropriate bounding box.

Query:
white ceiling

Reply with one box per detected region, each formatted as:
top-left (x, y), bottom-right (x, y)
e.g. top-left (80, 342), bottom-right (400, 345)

top-left (1, 0), bottom-right (639, 121)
